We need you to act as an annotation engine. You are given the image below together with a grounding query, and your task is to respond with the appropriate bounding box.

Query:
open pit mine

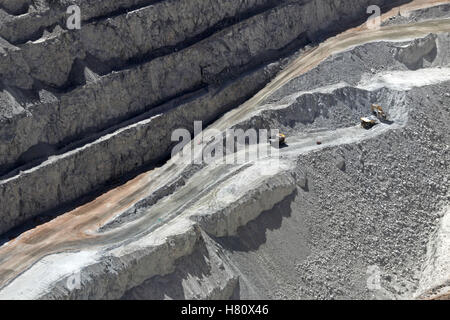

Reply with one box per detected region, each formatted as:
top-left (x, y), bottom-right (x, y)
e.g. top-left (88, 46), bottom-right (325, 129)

top-left (0, 0), bottom-right (448, 300)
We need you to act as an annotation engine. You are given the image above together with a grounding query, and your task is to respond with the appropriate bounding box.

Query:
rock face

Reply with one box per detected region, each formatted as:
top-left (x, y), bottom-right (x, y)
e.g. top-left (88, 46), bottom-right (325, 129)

top-left (395, 34), bottom-right (438, 70)
top-left (0, 0), bottom-right (394, 234)
top-left (0, 0), bottom-right (449, 301)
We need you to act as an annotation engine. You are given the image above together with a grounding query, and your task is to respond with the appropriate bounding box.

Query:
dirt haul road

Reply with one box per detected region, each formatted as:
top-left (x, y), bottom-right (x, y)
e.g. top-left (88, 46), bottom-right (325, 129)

top-left (0, 0), bottom-right (449, 299)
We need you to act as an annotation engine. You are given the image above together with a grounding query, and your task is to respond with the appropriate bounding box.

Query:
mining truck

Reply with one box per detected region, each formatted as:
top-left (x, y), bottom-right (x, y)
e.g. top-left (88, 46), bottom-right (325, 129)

top-left (269, 133), bottom-right (286, 146)
top-left (361, 117), bottom-right (378, 129)
top-left (371, 104), bottom-right (388, 121)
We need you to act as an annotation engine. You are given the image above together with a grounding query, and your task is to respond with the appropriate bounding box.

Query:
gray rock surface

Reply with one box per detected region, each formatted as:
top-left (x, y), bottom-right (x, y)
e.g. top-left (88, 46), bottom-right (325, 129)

top-left (0, 0), bottom-right (448, 301)
top-left (0, 0), bottom-right (393, 235)
top-left (115, 30), bottom-right (450, 300)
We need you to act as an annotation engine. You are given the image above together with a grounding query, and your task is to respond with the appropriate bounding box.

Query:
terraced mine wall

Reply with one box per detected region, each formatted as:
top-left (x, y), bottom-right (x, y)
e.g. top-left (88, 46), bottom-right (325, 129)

top-left (0, 0), bottom-right (397, 234)
top-left (0, 2), bottom-right (448, 300)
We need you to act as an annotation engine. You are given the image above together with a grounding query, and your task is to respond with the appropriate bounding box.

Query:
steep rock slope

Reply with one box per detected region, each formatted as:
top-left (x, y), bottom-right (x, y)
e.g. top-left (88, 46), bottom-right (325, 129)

top-left (0, 0), bottom-right (448, 300)
top-left (0, 0), bottom-right (397, 234)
